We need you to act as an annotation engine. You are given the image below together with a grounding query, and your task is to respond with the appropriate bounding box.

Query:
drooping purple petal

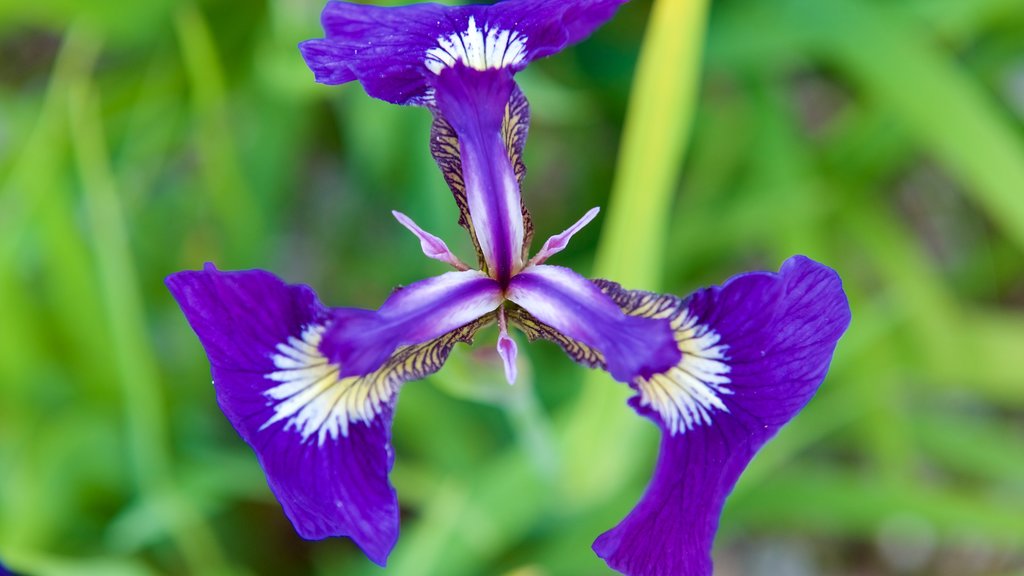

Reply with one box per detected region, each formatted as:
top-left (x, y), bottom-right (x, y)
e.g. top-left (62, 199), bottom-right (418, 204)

top-left (165, 265), bottom-right (398, 562)
top-left (430, 64), bottom-right (525, 284)
top-left (487, 0), bottom-right (631, 61)
top-left (299, 2), bottom-right (457, 103)
top-left (167, 266), bottom-right (496, 564)
top-left (591, 256), bottom-right (851, 576)
top-left (299, 0), bottom-right (629, 105)
top-left (321, 269), bottom-right (502, 378)
top-left (506, 264), bottom-right (680, 382)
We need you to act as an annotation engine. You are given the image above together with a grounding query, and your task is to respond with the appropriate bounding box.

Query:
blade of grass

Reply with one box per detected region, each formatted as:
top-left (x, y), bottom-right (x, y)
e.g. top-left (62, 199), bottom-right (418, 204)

top-left (725, 0), bottom-right (1024, 252)
top-left (724, 464), bottom-right (1024, 548)
top-left (175, 2), bottom-right (263, 263)
top-left (66, 32), bottom-right (231, 575)
top-left (561, 0), bottom-right (711, 508)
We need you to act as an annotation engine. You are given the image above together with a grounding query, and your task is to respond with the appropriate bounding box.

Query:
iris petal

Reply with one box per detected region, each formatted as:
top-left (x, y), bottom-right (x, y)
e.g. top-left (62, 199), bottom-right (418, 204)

top-left (506, 264), bottom-right (680, 382)
top-left (429, 84), bottom-right (533, 270)
top-left (530, 206), bottom-right (600, 265)
top-left (166, 265), bottom-right (495, 564)
top-left (430, 65), bottom-right (525, 283)
top-left (591, 256), bottom-right (851, 576)
top-left (299, 0), bottom-right (630, 104)
top-left (497, 306), bottom-right (519, 384)
top-left (321, 269), bottom-right (503, 378)
top-left (165, 266), bottom-right (397, 561)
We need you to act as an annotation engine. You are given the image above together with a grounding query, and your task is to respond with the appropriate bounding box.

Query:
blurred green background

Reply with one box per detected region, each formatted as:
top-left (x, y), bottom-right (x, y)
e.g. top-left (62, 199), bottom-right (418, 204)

top-left (2, 0), bottom-right (1024, 574)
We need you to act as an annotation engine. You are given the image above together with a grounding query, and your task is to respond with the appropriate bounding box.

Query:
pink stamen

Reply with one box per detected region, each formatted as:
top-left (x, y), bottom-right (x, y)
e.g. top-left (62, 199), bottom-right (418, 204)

top-left (497, 306), bottom-right (518, 385)
top-left (529, 207), bottom-right (600, 266)
top-left (392, 210), bottom-right (469, 270)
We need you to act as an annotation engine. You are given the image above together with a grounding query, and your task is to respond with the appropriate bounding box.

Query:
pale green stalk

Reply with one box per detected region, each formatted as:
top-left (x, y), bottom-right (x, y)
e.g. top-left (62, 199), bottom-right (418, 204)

top-left (66, 30), bottom-right (231, 574)
top-left (560, 0), bottom-right (710, 507)
top-left (175, 3), bottom-right (263, 261)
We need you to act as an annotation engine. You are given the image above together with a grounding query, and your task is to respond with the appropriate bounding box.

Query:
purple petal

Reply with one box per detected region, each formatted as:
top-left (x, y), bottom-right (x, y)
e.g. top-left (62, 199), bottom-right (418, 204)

top-left (165, 265), bottom-right (398, 562)
top-left (321, 269), bottom-right (502, 378)
top-left (430, 65), bottom-right (525, 284)
top-left (299, 2), bottom-right (456, 103)
top-left (483, 0), bottom-right (630, 63)
top-left (299, 0), bottom-right (629, 104)
top-left (506, 264), bottom-right (680, 382)
top-left (429, 84), bottom-right (533, 270)
top-left (591, 256), bottom-right (851, 576)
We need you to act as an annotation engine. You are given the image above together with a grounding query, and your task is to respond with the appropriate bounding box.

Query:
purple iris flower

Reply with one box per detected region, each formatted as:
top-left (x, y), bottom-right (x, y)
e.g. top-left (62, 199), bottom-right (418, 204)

top-left (167, 1), bottom-right (851, 574)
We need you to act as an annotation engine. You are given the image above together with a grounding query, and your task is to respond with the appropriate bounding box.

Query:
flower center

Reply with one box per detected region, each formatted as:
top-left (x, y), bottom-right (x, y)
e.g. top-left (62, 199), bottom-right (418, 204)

top-left (425, 16), bottom-right (527, 75)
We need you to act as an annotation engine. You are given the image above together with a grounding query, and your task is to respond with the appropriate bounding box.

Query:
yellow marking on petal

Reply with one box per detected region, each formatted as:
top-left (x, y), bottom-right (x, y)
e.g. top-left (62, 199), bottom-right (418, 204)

top-left (261, 316), bottom-right (491, 445)
top-left (633, 309), bottom-right (732, 436)
top-left (261, 324), bottom-right (400, 445)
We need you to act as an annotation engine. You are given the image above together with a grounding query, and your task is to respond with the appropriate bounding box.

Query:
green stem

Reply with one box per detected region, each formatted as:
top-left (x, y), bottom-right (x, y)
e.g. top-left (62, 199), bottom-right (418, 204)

top-left (560, 0), bottom-right (711, 508)
top-left (66, 27), bottom-right (230, 574)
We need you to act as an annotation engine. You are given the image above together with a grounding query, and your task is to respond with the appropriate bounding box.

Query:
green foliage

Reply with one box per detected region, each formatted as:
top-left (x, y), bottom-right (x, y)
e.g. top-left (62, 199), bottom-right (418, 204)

top-left (1, 0), bottom-right (1023, 574)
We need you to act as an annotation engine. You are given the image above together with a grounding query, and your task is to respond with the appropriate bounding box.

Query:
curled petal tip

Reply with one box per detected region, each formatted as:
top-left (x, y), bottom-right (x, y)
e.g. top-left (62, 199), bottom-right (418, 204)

top-left (498, 334), bottom-right (518, 385)
top-left (497, 308), bottom-right (519, 385)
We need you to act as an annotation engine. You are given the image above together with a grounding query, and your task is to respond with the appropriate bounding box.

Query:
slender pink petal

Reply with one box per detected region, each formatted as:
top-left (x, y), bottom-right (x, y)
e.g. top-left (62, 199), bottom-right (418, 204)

top-left (299, 0), bottom-right (629, 104)
top-left (497, 307), bottom-right (519, 384)
top-left (392, 210), bottom-right (469, 270)
top-left (530, 206), bottom-right (600, 265)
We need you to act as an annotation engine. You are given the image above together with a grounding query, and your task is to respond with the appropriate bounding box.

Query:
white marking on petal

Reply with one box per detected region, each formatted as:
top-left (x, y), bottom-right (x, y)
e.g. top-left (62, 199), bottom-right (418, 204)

top-left (260, 324), bottom-right (396, 445)
top-left (635, 311), bottom-right (732, 436)
top-left (424, 16), bottom-right (528, 74)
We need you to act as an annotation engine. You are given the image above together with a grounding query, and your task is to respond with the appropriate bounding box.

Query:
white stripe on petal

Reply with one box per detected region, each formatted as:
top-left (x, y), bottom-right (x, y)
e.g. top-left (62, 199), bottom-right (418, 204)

top-left (260, 324), bottom-right (398, 445)
top-left (635, 310), bottom-right (733, 436)
top-left (424, 16), bottom-right (528, 74)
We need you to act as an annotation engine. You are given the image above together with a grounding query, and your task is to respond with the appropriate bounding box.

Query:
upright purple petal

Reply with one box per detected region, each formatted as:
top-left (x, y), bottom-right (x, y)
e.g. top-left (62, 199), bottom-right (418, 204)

top-left (591, 256), bottom-right (851, 576)
top-left (321, 269), bottom-right (502, 377)
top-left (166, 265), bottom-right (496, 565)
top-left (430, 65), bottom-right (525, 284)
top-left (429, 84), bottom-right (534, 270)
top-left (299, 0), bottom-right (629, 104)
top-left (506, 264), bottom-right (680, 382)
top-left (483, 0), bottom-right (630, 63)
